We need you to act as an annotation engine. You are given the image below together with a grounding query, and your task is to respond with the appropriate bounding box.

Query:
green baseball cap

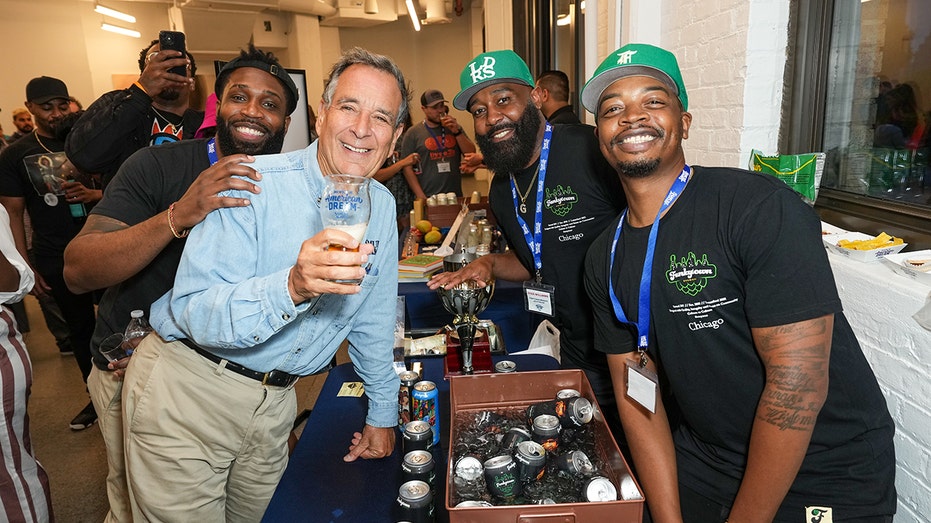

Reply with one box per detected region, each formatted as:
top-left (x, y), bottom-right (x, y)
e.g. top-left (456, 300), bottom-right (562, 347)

top-left (453, 50), bottom-right (535, 110)
top-left (580, 43), bottom-right (688, 113)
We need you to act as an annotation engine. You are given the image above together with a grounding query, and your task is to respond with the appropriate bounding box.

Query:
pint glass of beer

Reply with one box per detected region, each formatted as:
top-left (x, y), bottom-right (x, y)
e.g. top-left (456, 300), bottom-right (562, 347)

top-left (321, 174), bottom-right (371, 252)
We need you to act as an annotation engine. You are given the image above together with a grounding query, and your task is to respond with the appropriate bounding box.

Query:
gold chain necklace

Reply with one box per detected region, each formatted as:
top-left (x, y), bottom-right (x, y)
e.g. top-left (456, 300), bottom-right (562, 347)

top-left (34, 132), bottom-right (56, 154)
top-left (510, 163), bottom-right (540, 214)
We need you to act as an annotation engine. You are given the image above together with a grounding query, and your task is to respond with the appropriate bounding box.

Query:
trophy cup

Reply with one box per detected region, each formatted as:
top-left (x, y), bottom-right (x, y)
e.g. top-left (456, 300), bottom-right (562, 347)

top-left (437, 253), bottom-right (495, 375)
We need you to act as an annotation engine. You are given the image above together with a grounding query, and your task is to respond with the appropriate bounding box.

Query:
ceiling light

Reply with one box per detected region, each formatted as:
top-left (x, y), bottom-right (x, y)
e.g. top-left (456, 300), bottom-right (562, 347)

top-left (556, 14), bottom-right (571, 26)
top-left (364, 0), bottom-right (378, 14)
top-left (406, 0), bottom-right (421, 31)
top-left (95, 4), bottom-right (136, 24)
top-left (101, 23), bottom-right (141, 38)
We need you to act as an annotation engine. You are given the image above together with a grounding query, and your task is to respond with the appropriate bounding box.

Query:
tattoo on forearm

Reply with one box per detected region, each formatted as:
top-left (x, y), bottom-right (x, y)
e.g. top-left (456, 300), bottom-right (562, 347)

top-left (755, 319), bottom-right (830, 432)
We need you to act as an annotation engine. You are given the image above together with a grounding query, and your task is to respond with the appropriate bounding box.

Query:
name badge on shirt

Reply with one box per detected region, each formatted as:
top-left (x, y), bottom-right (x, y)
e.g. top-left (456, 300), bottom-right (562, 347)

top-left (523, 281), bottom-right (555, 317)
top-left (436, 161), bottom-right (451, 173)
top-left (625, 359), bottom-right (658, 413)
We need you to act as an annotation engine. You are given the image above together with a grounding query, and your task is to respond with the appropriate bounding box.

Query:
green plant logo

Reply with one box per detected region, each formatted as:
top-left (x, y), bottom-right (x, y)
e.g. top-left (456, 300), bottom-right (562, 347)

top-left (544, 184), bottom-right (578, 217)
top-left (666, 252), bottom-right (717, 296)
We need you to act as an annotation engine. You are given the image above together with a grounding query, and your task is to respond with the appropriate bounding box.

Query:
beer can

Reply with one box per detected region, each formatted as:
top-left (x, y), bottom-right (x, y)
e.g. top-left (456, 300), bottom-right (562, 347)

top-left (531, 414), bottom-right (561, 452)
top-left (514, 440), bottom-right (547, 483)
top-left (456, 500), bottom-right (494, 508)
top-left (402, 450), bottom-right (436, 493)
top-left (555, 450), bottom-right (595, 476)
top-left (398, 370), bottom-right (419, 427)
top-left (454, 455), bottom-right (484, 481)
top-left (619, 473), bottom-right (643, 500)
top-left (494, 360), bottom-right (517, 373)
top-left (526, 397), bottom-right (593, 428)
top-left (483, 454), bottom-right (521, 499)
top-left (411, 381), bottom-right (440, 446)
top-left (396, 480), bottom-right (434, 522)
top-left (583, 476), bottom-right (618, 502)
top-left (500, 426), bottom-right (531, 452)
top-left (555, 388), bottom-right (581, 399)
top-left (402, 420), bottom-right (433, 454)
top-left (412, 158), bottom-right (422, 175)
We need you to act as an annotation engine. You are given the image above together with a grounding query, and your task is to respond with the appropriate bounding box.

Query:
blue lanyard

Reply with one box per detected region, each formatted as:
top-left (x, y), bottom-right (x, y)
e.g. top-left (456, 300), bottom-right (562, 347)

top-left (206, 138), bottom-right (219, 166)
top-left (510, 123), bottom-right (553, 282)
top-left (423, 122), bottom-right (447, 153)
top-left (608, 166), bottom-right (691, 352)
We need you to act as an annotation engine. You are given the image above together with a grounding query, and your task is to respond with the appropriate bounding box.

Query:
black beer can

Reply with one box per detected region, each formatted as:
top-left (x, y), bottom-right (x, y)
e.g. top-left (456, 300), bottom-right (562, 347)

top-left (402, 420), bottom-right (433, 454)
top-left (411, 381), bottom-right (440, 447)
top-left (399, 370), bottom-right (419, 427)
top-left (514, 440), bottom-right (547, 483)
top-left (500, 426), bottom-right (532, 452)
top-left (402, 450), bottom-right (436, 493)
top-left (526, 397), bottom-right (594, 428)
top-left (483, 454), bottom-right (521, 499)
top-left (555, 450), bottom-right (595, 476)
top-left (531, 414), bottom-right (561, 452)
top-left (396, 480), bottom-right (434, 522)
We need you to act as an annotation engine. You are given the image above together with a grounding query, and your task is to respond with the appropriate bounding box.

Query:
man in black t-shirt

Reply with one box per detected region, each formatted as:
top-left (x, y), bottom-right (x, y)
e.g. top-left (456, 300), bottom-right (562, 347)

top-left (428, 51), bottom-right (626, 438)
top-left (65, 37), bottom-right (204, 188)
top-left (581, 43), bottom-right (896, 521)
top-left (0, 76), bottom-right (100, 431)
top-left (63, 45), bottom-right (297, 523)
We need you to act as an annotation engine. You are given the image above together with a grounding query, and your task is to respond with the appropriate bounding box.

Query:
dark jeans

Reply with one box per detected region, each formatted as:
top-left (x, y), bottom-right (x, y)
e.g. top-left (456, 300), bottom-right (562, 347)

top-left (32, 254), bottom-right (95, 382)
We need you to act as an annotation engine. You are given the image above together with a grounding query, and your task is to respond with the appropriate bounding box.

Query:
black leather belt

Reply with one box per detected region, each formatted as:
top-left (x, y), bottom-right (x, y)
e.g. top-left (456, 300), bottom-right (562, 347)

top-left (180, 339), bottom-right (299, 387)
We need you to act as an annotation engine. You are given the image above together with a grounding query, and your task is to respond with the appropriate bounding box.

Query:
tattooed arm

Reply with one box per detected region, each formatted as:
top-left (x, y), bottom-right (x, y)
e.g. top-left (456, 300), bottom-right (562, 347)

top-left (726, 314), bottom-right (833, 522)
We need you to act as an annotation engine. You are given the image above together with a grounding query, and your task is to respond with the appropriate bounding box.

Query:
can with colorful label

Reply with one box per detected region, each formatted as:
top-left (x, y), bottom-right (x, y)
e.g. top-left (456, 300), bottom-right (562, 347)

top-left (398, 370), bottom-right (419, 427)
top-left (411, 380), bottom-right (440, 446)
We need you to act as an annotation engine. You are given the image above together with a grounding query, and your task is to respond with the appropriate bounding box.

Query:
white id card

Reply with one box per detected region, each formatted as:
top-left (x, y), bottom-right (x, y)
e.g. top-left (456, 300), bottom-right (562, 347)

top-left (523, 281), bottom-right (555, 317)
top-left (625, 359), bottom-right (658, 413)
top-left (436, 161), bottom-right (451, 173)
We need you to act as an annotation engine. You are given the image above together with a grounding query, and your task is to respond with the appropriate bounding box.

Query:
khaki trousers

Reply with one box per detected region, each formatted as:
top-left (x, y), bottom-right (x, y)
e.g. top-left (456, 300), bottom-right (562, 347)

top-left (88, 365), bottom-right (130, 523)
top-left (122, 335), bottom-right (296, 522)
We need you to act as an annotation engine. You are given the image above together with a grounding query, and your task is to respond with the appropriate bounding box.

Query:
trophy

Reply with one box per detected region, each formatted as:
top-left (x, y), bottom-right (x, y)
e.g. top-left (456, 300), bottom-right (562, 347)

top-left (437, 253), bottom-right (495, 375)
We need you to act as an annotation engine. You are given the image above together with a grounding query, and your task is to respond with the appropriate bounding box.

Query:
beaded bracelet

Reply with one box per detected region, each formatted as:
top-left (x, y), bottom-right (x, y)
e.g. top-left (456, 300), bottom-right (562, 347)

top-left (167, 202), bottom-right (189, 239)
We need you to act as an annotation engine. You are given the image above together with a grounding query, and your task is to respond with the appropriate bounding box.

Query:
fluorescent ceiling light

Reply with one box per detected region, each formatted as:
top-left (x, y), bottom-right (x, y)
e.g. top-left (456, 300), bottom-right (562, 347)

top-left (405, 0), bottom-right (421, 31)
top-left (556, 14), bottom-right (571, 26)
top-left (101, 23), bottom-right (141, 38)
top-left (95, 4), bottom-right (136, 24)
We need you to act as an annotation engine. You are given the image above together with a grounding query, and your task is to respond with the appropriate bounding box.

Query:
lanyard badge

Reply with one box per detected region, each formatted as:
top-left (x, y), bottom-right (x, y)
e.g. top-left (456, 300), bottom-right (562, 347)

top-left (511, 124), bottom-right (556, 317)
top-left (608, 166), bottom-right (691, 412)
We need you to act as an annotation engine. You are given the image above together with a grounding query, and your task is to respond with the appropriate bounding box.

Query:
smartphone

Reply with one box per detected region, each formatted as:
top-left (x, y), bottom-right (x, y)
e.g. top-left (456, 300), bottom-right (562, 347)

top-left (158, 30), bottom-right (187, 77)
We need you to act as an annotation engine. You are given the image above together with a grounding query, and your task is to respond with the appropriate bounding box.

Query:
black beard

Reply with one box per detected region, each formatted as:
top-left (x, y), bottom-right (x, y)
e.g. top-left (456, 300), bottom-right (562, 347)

top-left (613, 158), bottom-right (661, 178)
top-left (157, 88), bottom-right (181, 102)
top-left (215, 115), bottom-right (286, 156)
top-left (475, 104), bottom-right (543, 174)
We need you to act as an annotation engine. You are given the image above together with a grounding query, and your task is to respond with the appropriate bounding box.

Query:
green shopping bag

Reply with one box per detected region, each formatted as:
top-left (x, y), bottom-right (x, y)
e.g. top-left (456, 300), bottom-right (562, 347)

top-left (749, 149), bottom-right (825, 204)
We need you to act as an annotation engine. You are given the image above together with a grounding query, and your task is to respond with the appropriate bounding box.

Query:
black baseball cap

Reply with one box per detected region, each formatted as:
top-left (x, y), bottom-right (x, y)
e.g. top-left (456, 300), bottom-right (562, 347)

top-left (215, 57), bottom-right (300, 115)
top-left (420, 89), bottom-right (447, 107)
top-left (26, 76), bottom-right (70, 105)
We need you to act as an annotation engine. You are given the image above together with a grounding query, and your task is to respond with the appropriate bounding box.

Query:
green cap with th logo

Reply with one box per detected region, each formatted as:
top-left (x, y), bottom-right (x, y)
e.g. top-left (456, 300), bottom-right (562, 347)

top-left (453, 50), bottom-right (535, 111)
top-left (581, 43), bottom-right (688, 113)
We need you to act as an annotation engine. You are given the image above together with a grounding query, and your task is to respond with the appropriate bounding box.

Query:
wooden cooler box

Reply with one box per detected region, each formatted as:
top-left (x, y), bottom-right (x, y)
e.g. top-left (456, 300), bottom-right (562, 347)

top-left (446, 370), bottom-right (644, 522)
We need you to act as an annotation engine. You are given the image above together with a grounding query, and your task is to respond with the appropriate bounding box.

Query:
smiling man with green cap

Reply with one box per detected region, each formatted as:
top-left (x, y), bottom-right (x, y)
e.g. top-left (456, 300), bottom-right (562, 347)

top-left (429, 50), bottom-right (628, 445)
top-left (582, 43), bottom-right (897, 522)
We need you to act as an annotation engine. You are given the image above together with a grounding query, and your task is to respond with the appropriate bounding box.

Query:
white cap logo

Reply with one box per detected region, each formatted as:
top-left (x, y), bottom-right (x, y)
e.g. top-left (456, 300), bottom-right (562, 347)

top-left (469, 56), bottom-right (497, 83)
top-left (615, 49), bottom-right (638, 65)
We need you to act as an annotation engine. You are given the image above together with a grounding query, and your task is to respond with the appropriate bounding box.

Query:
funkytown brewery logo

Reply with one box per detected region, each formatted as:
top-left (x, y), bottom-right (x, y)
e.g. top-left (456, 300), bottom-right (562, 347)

top-left (544, 185), bottom-right (578, 217)
top-left (666, 251), bottom-right (716, 296)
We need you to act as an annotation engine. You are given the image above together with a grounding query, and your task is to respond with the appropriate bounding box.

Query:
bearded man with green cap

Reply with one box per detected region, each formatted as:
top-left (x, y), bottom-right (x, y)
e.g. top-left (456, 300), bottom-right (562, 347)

top-left (427, 50), bottom-right (627, 441)
top-left (582, 43), bottom-right (896, 522)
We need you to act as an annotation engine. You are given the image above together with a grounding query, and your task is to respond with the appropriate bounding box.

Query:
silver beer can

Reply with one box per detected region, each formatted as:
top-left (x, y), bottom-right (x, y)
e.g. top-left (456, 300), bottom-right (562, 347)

top-left (583, 476), bottom-right (618, 502)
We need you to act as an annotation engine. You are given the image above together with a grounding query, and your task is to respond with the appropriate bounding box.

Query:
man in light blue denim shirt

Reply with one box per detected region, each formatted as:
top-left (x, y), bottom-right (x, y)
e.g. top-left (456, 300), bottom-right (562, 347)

top-left (120, 48), bottom-right (409, 522)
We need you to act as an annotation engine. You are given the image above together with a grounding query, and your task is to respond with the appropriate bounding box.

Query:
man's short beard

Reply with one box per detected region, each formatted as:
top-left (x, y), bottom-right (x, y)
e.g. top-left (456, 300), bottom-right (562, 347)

top-left (216, 115), bottom-right (286, 156)
top-left (475, 104), bottom-right (543, 174)
top-left (614, 158), bottom-right (661, 178)
top-left (157, 89), bottom-right (181, 102)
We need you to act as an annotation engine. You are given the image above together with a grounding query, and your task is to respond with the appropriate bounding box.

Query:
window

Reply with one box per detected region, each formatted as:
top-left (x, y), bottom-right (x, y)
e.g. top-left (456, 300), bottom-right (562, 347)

top-left (783, 0), bottom-right (931, 248)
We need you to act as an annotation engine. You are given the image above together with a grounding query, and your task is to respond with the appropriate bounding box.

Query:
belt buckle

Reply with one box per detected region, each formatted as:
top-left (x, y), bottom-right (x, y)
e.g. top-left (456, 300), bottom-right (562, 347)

top-left (262, 372), bottom-right (272, 386)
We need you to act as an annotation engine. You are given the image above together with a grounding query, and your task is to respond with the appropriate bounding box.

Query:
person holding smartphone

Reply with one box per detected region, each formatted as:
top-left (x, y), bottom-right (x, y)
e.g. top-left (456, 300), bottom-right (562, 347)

top-left (398, 89), bottom-right (478, 199)
top-left (65, 32), bottom-right (204, 189)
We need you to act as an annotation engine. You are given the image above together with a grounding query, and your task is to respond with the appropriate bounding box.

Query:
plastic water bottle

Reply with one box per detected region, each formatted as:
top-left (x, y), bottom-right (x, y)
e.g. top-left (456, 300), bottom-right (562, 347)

top-left (123, 310), bottom-right (153, 354)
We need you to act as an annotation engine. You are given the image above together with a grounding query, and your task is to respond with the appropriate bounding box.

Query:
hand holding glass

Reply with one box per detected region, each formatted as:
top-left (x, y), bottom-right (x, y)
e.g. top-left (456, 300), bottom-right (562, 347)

top-left (321, 174), bottom-right (370, 283)
top-left (100, 333), bottom-right (132, 363)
